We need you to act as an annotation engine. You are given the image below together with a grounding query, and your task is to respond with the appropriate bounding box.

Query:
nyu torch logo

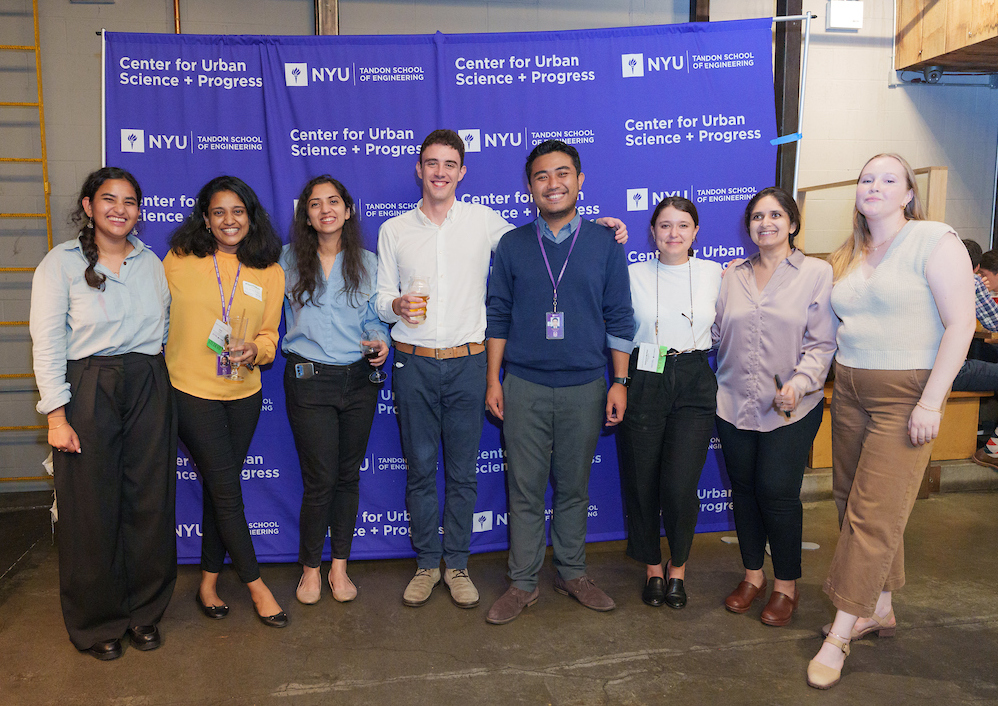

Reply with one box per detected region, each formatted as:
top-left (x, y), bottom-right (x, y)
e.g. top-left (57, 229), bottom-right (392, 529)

top-left (621, 53), bottom-right (644, 78)
top-left (120, 129), bottom-right (145, 153)
top-left (284, 63), bottom-right (308, 86)
top-left (627, 188), bottom-right (649, 211)
top-left (458, 129), bottom-right (481, 153)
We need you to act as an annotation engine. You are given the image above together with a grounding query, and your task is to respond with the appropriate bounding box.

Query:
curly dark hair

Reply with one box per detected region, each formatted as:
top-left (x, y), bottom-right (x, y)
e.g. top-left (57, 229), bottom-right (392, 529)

top-left (70, 167), bottom-right (142, 291)
top-left (168, 175), bottom-right (281, 268)
top-left (287, 175), bottom-right (369, 308)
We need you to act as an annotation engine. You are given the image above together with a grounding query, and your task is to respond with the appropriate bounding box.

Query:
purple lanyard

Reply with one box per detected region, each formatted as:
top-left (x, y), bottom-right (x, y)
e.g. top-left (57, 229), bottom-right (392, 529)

top-left (212, 254), bottom-right (241, 324)
top-left (535, 219), bottom-right (582, 313)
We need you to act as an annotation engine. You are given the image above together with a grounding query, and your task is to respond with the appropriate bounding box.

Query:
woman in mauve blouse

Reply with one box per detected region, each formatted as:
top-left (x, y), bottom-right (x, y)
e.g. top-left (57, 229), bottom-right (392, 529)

top-left (712, 187), bottom-right (837, 628)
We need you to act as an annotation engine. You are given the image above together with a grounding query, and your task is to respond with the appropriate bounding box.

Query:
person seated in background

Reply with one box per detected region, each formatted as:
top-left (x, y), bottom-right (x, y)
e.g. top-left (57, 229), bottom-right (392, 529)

top-left (978, 249), bottom-right (998, 293)
top-left (953, 239), bottom-right (998, 470)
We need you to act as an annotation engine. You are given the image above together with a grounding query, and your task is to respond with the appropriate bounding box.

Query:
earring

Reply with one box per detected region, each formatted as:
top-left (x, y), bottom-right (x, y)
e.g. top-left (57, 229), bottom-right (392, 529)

top-left (131, 227), bottom-right (138, 236)
top-left (88, 217), bottom-right (94, 229)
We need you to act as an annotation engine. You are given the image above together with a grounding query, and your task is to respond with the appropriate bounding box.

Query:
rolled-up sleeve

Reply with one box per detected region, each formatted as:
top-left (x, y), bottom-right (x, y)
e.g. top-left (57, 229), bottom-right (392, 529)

top-left (375, 222), bottom-right (401, 325)
top-left (790, 263), bottom-right (838, 395)
top-left (29, 253), bottom-right (71, 414)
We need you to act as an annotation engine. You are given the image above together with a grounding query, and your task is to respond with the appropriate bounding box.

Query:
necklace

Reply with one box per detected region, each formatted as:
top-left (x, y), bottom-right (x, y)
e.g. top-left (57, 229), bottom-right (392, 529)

top-left (867, 221), bottom-right (907, 253)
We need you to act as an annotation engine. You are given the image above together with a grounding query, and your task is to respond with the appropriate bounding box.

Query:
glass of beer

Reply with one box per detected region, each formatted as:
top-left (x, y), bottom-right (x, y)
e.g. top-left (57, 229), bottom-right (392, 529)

top-left (407, 275), bottom-right (430, 323)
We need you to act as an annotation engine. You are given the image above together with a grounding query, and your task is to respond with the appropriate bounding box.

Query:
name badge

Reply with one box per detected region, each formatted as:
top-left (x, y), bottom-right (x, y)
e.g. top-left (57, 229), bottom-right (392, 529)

top-left (546, 311), bottom-right (564, 340)
top-left (207, 318), bottom-right (232, 354)
top-left (216, 354), bottom-right (233, 377)
top-left (242, 280), bottom-right (263, 301)
top-left (636, 342), bottom-right (668, 373)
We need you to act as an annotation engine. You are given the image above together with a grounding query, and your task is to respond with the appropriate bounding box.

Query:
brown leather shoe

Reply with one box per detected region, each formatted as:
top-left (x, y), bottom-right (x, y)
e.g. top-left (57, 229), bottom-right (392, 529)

top-left (553, 574), bottom-right (615, 612)
top-left (724, 578), bottom-right (767, 614)
top-left (760, 585), bottom-right (799, 626)
top-left (486, 585), bottom-right (539, 625)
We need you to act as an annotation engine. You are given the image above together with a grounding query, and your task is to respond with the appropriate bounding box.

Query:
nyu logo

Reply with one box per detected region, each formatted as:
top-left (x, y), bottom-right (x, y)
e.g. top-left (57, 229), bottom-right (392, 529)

top-left (621, 53), bottom-right (644, 78)
top-left (627, 188), bottom-right (648, 211)
top-left (285, 62), bottom-right (308, 86)
top-left (120, 129), bottom-right (144, 153)
top-left (458, 129), bottom-right (481, 153)
top-left (473, 510), bottom-right (493, 533)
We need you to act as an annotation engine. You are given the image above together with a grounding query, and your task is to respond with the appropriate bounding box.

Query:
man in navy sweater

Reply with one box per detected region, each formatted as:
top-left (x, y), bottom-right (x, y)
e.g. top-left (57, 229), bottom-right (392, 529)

top-left (484, 140), bottom-right (634, 624)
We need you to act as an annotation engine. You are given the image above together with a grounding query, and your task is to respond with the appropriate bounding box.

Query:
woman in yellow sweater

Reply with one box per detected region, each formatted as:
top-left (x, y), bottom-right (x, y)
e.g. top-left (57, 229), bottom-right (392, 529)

top-left (164, 175), bottom-right (288, 627)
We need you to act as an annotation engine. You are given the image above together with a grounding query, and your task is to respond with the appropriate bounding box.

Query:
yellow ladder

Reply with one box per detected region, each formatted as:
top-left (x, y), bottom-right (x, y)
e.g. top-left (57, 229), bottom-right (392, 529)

top-left (0, 0), bottom-right (52, 480)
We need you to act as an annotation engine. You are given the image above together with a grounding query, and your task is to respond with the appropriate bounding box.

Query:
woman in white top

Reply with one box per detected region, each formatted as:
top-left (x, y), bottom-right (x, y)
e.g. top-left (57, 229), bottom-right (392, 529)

top-left (29, 167), bottom-right (176, 660)
top-left (617, 196), bottom-right (722, 609)
top-left (807, 154), bottom-right (975, 689)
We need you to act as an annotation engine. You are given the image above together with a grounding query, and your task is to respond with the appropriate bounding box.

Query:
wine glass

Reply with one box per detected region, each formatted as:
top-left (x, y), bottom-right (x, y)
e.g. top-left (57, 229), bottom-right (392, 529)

top-left (362, 328), bottom-right (387, 384)
top-left (407, 275), bottom-right (430, 323)
top-left (225, 311), bottom-right (248, 382)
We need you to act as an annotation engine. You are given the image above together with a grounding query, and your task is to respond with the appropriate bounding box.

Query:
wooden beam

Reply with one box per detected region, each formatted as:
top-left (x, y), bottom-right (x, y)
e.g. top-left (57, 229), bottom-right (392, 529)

top-left (690, 0), bottom-right (709, 23)
top-left (774, 0), bottom-right (803, 191)
top-left (315, 0), bottom-right (339, 36)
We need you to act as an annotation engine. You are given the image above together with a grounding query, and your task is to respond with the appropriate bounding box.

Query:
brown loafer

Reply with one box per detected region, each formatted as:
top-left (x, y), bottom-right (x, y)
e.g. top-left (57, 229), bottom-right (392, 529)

top-left (553, 574), bottom-right (615, 612)
top-left (760, 585), bottom-right (799, 626)
top-left (486, 585), bottom-right (539, 625)
top-left (724, 578), bottom-right (767, 614)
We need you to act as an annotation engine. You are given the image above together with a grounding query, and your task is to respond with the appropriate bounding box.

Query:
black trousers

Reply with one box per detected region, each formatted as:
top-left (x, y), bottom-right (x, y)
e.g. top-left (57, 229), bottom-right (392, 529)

top-left (617, 350), bottom-right (717, 567)
top-left (284, 354), bottom-right (377, 566)
top-left (716, 401), bottom-right (824, 581)
top-left (176, 389), bottom-right (262, 583)
top-left (54, 353), bottom-right (177, 650)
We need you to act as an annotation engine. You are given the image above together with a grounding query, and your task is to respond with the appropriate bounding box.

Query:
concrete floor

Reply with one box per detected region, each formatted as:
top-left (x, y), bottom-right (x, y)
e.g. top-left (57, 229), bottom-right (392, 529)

top-left (1, 491), bottom-right (997, 705)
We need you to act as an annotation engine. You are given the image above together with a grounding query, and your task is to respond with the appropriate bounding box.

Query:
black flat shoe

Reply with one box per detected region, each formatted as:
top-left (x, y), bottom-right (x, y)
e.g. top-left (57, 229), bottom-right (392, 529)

top-left (257, 611), bottom-right (289, 628)
top-left (642, 576), bottom-right (666, 607)
top-left (195, 592), bottom-right (229, 620)
top-left (83, 638), bottom-right (122, 661)
top-left (664, 578), bottom-right (687, 609)
top-left (127, 624), bottom-right (161, 651)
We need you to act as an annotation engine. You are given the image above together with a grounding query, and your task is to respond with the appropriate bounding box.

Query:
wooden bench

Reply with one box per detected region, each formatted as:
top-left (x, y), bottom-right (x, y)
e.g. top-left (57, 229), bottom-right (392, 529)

top-left (809, 385), bottom-right (991, 469)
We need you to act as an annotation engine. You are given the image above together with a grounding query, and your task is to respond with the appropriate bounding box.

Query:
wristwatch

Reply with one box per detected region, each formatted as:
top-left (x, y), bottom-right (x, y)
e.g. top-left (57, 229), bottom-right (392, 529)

top-left (612, 376), bottom-right (630, 387)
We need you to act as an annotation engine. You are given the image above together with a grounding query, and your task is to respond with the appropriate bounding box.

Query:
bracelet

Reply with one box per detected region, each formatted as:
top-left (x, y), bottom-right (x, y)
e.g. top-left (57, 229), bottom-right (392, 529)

top-left (48, 422), bottom-right (67, 431)
top-left (916, 401), bottom-right (941, 414)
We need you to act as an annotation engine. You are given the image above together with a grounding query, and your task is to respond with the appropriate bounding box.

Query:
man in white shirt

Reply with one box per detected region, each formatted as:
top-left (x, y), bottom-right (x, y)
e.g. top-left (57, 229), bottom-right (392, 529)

top-left (377, 129), bottom-right (626, 609)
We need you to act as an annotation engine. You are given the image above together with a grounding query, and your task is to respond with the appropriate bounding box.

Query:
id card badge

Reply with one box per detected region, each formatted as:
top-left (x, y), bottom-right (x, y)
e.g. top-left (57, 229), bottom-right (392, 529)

top-left (636, 342), bottom-right (669, 373)
top-left (207, 319), bottom-right (232, 354)
top-left (216, 354), bottom-right (232, 377)
top-left (546, 311), bottom-right (564, 340)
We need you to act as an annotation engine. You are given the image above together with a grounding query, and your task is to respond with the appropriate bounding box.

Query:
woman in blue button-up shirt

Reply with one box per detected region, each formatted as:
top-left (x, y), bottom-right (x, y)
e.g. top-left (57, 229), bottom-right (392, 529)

top-left (281, 175), bottom-right (388, 606)
top-left (29, 167), bottom-right (176, 661)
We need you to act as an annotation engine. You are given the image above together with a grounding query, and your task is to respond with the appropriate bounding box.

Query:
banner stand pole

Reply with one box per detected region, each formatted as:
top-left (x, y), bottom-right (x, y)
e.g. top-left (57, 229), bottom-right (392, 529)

top-left (772, 12), bottom-right (816, 200)
top-left (101, 28), bottom-right (106, 167)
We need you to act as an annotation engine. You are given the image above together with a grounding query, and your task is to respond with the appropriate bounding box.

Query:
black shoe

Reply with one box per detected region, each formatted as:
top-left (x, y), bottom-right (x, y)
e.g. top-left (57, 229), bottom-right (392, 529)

top-left (642, 576), bottom-right (666, 607)
top-left (257, 611), bottom-right (289, 629)
top-left (127, 624), bottom-right (161, 651)
top-left (195, 592), bottom-right (229, 620)
top-left (664, 578), bottom-right (687, 609)
top-left (83, 639), bottom-right (122, 661)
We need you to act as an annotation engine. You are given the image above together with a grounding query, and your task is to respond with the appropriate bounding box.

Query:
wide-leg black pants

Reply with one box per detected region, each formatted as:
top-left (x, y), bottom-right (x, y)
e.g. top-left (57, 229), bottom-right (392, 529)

top-left (54, 353), bottom-right (177, 651)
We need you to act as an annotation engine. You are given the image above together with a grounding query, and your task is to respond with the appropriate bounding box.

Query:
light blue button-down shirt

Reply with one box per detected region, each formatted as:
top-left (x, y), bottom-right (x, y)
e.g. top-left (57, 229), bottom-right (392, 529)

top-left (280, 245), bottom-right (389, 365)
top-left (29, 235), bottom-right (171, 414)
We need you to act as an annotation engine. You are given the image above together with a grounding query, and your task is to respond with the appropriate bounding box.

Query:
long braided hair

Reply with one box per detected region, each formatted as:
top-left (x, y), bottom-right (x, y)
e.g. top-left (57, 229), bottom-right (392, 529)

top-left (69, 167), bottom-right (142, 291)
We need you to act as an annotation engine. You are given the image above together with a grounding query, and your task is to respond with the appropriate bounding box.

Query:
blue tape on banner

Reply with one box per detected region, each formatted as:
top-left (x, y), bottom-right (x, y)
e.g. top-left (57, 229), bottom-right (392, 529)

top-left (105, 20), bottom-right (777, 562)
top-left (770, 132), bottom-right (803, 145)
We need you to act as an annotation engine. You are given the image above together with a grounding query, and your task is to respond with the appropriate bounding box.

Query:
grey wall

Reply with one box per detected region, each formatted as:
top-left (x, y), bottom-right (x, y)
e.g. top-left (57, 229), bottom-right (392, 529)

top-left (1, 0), bottom-right (995, 489)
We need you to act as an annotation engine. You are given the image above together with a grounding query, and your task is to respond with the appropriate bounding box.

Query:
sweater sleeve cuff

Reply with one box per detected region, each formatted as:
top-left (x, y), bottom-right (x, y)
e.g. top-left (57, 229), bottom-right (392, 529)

top-left (607, 334), bottom-right (633, 354)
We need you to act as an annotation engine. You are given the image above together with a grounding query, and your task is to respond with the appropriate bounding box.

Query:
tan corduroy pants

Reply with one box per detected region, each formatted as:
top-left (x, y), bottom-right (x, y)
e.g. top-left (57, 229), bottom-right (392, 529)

top-left (823, 363), bottom-right (938, 618)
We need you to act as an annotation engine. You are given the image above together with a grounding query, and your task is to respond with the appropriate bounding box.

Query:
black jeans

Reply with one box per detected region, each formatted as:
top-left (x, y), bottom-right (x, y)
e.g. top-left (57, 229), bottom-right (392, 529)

top-left (716, 401), bottom-right (824, 581)
top-left (617, 350), bottom-right (717, 567)
top-left (55, 353), bottom-right (177, 650)
top-left (285, 353), bottom-right (378, 566)
top-left (176, 389), bottom-right (262, 583)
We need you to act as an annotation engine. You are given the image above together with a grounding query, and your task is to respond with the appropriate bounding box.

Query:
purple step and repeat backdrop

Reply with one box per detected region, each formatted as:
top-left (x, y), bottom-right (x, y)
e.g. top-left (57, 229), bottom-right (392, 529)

top-left (103, 19), bottom-right (776, 563)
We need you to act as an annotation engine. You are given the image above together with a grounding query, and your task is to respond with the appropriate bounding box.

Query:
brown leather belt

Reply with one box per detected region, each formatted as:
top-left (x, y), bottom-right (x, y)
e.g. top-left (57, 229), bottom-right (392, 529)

top-left (394, 341), bottom-right (485, 359)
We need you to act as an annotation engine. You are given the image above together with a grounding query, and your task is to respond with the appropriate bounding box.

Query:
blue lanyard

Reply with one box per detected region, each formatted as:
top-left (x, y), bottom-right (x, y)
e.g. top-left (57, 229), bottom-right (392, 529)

top-left (535, 219), bottom-right (582, 313)
top-left (212, 254), bottom-right (241, 324)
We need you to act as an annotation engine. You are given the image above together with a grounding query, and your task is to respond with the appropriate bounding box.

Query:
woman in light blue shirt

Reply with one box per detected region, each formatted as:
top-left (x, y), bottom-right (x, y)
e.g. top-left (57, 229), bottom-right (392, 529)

top-left (29, 167), bottom-right (176, 661)
top-left (282, 175), bottom-right (388, 605)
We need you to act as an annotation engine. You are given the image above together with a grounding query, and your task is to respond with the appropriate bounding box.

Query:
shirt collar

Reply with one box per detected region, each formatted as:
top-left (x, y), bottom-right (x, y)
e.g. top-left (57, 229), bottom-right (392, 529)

top-left (742, 247), bottom-right (803, 270)
top-left (70, 233), bottom-right (146, 258)
top-left (415, 198), bottom-right (458, 227)
top-left (535, 212), bottom-right (581, 244)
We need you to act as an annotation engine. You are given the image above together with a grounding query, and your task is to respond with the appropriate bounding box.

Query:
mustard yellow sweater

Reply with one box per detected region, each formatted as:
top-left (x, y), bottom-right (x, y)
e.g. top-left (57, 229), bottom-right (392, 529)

top-left (164, 250), bottom-right (284, 400)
